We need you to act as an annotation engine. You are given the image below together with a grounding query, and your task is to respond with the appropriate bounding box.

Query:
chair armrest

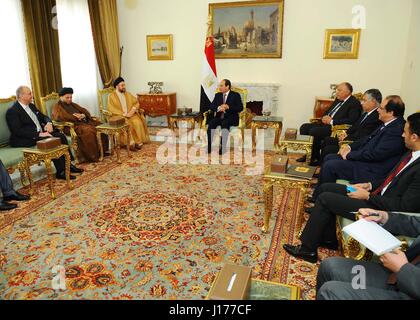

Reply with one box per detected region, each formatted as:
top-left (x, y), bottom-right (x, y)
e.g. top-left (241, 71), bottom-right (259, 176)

top-left (331, 124), bottom-right (351, 138)
top-left (202, 110), bottom-right (214, 127)
top-left (53, 121), bottom-right (77, 139)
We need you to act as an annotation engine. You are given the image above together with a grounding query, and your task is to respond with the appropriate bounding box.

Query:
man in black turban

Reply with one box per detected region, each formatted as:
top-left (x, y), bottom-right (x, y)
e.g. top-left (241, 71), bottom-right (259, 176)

top-left (113, 77), bottom-right (125, 88)
top-left (59, 87), bottom-right (74, 97)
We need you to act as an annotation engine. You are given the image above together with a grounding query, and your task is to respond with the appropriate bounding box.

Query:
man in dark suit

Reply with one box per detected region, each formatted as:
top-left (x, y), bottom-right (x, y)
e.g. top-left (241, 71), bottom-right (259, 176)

top-left (312, 95), bottom-right (406, 198)
top-left (283, 112), bottom-right (420, 263)
top-left (207, 79), bottom-right (243, 155)
top-left (298, 82), bottom-right (362, 165)
top-left (320, 89), bottom-right (383, 161)
top-left (0, 159), bottom-right (30, 211)
top-left (6, 86), bottom-right (83, 180)
top-left (317, 208), bottom-right (420, 300)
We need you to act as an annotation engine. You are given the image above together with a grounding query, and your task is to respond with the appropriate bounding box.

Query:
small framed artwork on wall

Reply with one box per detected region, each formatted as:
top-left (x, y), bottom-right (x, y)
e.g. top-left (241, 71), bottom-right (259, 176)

top-left (146, 34), bottom-right (173, 60)
top-left (323, 29), bottom-right (361, 59)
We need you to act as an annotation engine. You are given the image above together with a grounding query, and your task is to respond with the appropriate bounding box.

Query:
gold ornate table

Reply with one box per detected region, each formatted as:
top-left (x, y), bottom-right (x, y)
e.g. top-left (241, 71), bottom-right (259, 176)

top-left (96, 123), bottom-right (131, 164)
top-left (262, 170), bottom-right (311, 233)
top-left (168, 112), bottom-right (203, 131)
top-left (278, 134), bottom-right (313, 165)
top-left (251, 116), bottom-right (283, 151)
top-left (23, 145), bottom-right (73, 199)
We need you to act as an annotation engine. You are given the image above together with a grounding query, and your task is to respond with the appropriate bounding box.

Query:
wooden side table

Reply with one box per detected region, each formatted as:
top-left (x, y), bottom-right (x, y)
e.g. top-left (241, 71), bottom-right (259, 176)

top-left (262, 170), bottom-right (311, 233)
top-left (137, 93), bottom-right (177, 125)
top-left (23, 145), bottom-right (73, 199)
top-left (278, 134), bottom-right (314, 165)
top-left (251, 116), bottom-right (283, 151)
top-left (96, 123), bottom-right (131, 164)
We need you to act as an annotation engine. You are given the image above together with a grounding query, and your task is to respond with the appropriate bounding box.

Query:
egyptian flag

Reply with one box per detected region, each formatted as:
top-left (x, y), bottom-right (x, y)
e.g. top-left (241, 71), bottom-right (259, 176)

top-left (200, 35), bottom-right (218, 113)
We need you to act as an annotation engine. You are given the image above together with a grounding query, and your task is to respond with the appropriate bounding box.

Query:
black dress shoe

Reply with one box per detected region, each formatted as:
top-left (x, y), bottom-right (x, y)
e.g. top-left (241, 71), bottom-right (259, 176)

top-left (309, 160), bottom-right (320, 167)
top-left (319, 240), bottom-right (339, 250)
top-left (283, 244), bottom-right (318, 263)
top-left (304, 207), bottom-right (314, 215)
top-left (70, 165), bottom-right (84, 174)
top-left (307, 196), bottom-right (316, 203)
top-left (56, 172), bottom-right (76, 180)
top-left (3, 191), bottom-right (30, 202)
top-left (296, 155), bottom-right (307, 162)
top-left (0, 201), bottom-right (17, 211)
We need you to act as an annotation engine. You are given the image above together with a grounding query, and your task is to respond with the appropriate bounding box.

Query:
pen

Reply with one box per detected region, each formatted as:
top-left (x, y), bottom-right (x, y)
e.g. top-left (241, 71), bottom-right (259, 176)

top-left (350, 212), bottom-right (380, 217)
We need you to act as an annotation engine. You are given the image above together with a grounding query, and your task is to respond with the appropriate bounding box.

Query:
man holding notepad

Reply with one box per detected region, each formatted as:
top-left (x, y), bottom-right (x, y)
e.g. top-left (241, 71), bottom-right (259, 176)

top-left (317, 208), bottom-right (420, 300)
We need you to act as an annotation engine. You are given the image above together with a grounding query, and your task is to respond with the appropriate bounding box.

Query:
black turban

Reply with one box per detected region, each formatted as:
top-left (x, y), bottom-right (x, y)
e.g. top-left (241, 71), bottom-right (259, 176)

top-left (59, 87), bottom-right (74, 97)
top-left (113, 77), bottom-right (125, 88)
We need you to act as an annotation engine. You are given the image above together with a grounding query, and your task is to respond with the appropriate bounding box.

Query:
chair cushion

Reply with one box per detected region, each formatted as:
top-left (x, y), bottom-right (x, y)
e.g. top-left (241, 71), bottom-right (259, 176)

top-left (0, 146), bottom-right (33, 168)
top-left (0, 99), bottom-right (15, 146)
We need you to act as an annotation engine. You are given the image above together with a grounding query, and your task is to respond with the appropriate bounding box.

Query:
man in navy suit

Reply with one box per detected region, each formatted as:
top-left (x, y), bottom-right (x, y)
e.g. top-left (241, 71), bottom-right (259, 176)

top-left (6, 86), bottom-right (83, 180)
top-left (207, 79), bottom-right (243, 154)
top-left (298, 82), bottom-right (362, 165)
top-left (320, 89), bottom-right (383, 161)
top-left (283, 111), bottom-right (420, 263)
top-left (312, 95), bottom-right (406, 199)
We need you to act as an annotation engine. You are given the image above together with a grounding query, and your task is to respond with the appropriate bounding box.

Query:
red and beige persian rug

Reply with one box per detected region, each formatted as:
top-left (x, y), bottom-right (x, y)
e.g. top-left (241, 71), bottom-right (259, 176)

top-left (0, 143), bottom-right (338, 300)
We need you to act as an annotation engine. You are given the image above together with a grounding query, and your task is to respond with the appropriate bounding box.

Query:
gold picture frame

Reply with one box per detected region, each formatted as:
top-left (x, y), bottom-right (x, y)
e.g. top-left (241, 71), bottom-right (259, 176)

top-left (146, 34), bottom-right (173, 60)
top-left (324, 29), bottom-right (361, 59)
top-left (209, 0), bottom-right (284, 59)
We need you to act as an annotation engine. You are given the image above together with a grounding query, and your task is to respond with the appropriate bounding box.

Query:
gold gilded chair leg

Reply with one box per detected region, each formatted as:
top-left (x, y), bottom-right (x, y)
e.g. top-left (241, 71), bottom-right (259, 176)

top-left (18, 163), bottom-right (26, 186)
top-left (262, 182), bottom-right (274, 233)
top-left (115, 133), bottom-right (121, 164)
top-left (64, 151), bottom-right (73, 191)
top-left (306, 147), bottom-right (312, 165)
top-left (126, 128), bottom-right (131, 158)
top-left (274, 126), bottom-right (281, 152)
top-left (44, 159), bottom-right (55, 199)
top-left (97, 131), bottom-right (104, 162)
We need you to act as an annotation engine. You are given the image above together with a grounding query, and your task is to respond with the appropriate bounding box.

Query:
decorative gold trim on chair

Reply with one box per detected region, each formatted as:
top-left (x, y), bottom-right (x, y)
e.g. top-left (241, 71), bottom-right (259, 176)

top-left (98, 87), bottom-right (115, 122)
top-left (40, 92), bottom-right (80, 163)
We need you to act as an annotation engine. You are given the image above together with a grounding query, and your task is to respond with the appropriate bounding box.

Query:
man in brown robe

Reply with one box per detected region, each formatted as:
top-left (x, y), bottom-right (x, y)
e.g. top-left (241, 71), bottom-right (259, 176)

top-left (107, 77), bottom-right (150, 151)
top-left (52, 87), bottom-right (108, 162)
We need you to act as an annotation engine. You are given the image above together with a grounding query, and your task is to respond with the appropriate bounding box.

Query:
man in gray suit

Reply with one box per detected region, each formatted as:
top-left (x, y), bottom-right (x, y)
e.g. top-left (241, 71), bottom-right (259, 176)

top-left (0, 159), bottom-right (30, 211)
top-left (317, 208), bottom-right (420, 300)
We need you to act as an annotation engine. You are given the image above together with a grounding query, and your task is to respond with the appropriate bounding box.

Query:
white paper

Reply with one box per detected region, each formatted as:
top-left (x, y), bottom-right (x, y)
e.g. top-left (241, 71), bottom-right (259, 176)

top-left (343, 219), bottom-right (402, 256)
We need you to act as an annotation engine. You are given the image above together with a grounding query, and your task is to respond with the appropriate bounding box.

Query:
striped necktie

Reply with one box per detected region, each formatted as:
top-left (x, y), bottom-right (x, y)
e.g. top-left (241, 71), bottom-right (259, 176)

top-left (328, 101), bottom-right (344, 117)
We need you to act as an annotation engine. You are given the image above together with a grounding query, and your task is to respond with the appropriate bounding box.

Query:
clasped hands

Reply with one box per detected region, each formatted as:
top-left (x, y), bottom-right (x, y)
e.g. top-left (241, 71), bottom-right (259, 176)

top-left (358, 208), bottom-right (409, 273)
top-left (73, 113), bottom-right (86, 121)
top-left (39, 122), bottom-right (54, 138)
top-left (218, 104), bottom-right (229, 113)
top-left (321, 115), bottom-right (333, 125)
top-left (124, 106), bottom-right (139, 118)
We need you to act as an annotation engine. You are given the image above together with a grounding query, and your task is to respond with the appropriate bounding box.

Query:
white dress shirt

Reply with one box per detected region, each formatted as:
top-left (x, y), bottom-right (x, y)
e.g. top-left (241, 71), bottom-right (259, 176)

top-left (19, 102), bottom-right (42, 132)
top-left (330, 95), bottom-right (351, 125)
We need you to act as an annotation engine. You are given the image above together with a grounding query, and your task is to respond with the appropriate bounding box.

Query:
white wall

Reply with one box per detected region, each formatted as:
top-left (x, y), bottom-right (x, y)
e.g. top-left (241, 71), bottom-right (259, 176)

top-left (401, 0), bottom-right (420, 115)
top-left (117, 0), bottom-right (414, 129)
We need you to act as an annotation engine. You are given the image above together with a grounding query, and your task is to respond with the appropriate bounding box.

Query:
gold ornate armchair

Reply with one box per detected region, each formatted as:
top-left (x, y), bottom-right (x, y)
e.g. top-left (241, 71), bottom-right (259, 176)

top-left (97, 87), bottom-right (115, 122)
top-left (40, 93), bottom-right (80, 163)
top-left (201, 86), bottom-right (253, 143)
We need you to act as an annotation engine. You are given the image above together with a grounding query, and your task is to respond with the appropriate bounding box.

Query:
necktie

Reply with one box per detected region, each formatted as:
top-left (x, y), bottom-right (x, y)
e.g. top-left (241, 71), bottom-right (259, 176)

top-left (328, 101), bottom-right (344, 118)
top-left (220, 94), bottom-right (227, 119)
top-left (359, 112), bottom-right (369, 124)
top-left (27, 107), bottom-right (42, 132)
top-left (371, 153), bottom-right (413, 195)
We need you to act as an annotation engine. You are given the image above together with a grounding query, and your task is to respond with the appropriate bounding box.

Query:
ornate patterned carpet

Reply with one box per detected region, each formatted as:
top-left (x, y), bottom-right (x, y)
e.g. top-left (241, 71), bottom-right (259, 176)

top-left (0, 143), bottom-right (338, 300)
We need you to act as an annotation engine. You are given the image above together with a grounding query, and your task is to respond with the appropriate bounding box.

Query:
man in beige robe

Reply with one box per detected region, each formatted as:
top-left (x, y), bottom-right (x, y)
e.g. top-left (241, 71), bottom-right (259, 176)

top-left (107, 77), bottom-right (150, 151)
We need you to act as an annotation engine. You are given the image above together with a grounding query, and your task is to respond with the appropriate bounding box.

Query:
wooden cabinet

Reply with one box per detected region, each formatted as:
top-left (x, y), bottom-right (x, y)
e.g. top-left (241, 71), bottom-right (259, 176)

top-left (313, 97), bottom-right (334, 118)
top-left (137, 93), bottom-right (177, 125)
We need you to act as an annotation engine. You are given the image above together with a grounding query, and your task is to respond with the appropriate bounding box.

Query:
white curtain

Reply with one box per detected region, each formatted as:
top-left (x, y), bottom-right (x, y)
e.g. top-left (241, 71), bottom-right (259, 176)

top-left (0, 0), bottom-right (31, 97)
top-left (56, 0), bottom-right (99, 115)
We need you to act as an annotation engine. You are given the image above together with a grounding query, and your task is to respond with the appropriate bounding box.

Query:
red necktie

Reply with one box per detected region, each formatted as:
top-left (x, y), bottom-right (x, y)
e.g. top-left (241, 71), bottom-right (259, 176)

top-left (372, 153), bottom-right (413, 195)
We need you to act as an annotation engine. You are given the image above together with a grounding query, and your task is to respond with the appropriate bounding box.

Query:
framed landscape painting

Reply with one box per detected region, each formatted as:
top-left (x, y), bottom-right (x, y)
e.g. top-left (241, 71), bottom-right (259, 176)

top-left (209, 0), bottom-right (284, 59)
top-left (323, 29), bottom-right (361, 59)
top-left (146, 34), bottom-right (173, 60)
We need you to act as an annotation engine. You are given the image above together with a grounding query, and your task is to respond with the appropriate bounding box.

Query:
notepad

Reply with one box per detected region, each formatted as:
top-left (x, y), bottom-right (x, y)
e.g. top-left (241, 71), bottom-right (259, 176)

top-left (343, 219), bottom-right (402, 256)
